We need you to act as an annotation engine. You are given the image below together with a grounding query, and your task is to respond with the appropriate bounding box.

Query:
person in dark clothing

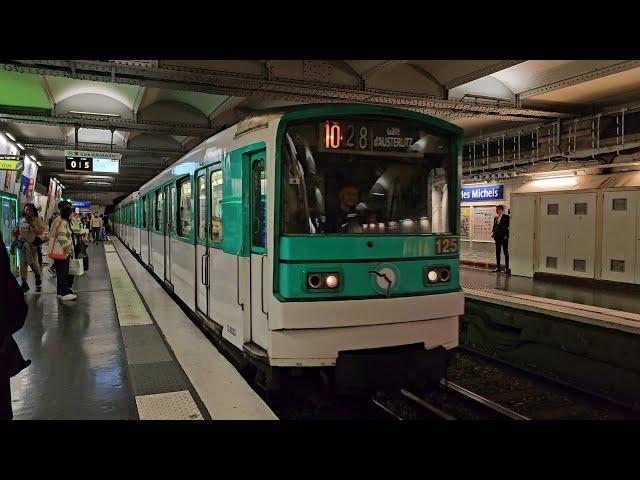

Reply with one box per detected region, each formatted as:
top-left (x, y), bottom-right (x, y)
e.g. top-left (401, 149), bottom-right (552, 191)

top-left (0, 231), bottom-right (31, 420)
top-left (324, 185), bottom-right (359, 233)
top-left (491, 204), bottom-right (510, 274)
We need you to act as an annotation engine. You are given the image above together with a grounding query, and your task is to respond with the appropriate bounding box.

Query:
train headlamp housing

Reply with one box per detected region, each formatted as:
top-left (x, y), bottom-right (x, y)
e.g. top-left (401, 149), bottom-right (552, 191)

top-left (306, 271), bottom-right (341, 291)
top-left (425, 266), bottom-right (451, 285)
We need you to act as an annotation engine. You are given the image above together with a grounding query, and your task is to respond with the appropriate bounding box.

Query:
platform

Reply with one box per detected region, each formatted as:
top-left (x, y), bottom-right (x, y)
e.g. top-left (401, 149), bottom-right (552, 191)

top-left (460, 266), bottom-right (640, 334)
top-left (10, 240), bottom-right (276, 420)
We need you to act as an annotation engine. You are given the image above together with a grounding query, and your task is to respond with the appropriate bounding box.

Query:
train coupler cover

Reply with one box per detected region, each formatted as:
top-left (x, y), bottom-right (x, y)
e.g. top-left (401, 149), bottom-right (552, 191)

top-left (335, 344), bottom-right (447, 395)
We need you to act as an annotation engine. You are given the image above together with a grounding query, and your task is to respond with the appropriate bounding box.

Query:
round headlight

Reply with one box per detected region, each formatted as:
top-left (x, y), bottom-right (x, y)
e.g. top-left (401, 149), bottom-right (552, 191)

top-left (439, 268), bottom-right (450, 282)
top-left (427, 270), bottom-right (439, 283)
top-left (325, 274), bottom-right (339, 289)
top-left (308, 273), bottom-right (322, 289)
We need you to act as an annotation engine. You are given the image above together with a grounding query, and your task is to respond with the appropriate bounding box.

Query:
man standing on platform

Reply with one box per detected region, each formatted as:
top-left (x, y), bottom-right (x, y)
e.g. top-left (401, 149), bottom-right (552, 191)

top-left (491, 205), bottom-right (510, 275)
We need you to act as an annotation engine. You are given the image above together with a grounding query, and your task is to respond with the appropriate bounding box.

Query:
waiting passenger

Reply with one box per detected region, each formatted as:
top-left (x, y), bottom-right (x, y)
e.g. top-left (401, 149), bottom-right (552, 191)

top-left (49, 205), bottom-right (77, 301)
top-left (324, 185), bottom-right (359, 233)
top-left (90, 213), bottom-right (103, 243)
top-left (18, 203), bottom-right (45, 292)
top-left (491, 204), bottom-right (510, 275)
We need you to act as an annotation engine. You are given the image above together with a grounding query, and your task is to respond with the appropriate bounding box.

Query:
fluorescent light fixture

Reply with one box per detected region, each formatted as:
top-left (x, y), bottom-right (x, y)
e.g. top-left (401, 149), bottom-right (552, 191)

top-left (532, 176), bottom-right (577, 188)
top-left (85, 181), bottom-right (112, 186)
top-left (69, 110), bottom-right (121, 118)
top-left (16, 143), bottom-right (25, 150)
top-left (36, 161), bottom-right (42, 167)
top-left (85, 175), bottom-right (114, 181)
top-left (5, 132), bottom-right (16, 141)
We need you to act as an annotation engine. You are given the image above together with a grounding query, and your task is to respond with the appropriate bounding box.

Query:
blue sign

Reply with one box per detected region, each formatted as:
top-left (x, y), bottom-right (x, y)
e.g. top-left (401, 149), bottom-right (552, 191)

top-left (461, 184), bottom-right (504, 202)
top-left (72, 200), bottom-right (91, 208)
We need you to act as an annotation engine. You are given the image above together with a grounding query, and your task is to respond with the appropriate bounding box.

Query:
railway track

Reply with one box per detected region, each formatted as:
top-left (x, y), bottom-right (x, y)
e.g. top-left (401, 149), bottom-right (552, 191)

top-left (372, 348), bottom-right (639, 420)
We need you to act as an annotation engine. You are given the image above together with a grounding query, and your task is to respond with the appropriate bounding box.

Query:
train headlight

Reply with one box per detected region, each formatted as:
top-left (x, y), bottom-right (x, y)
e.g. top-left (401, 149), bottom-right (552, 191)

top-left (427, 269), bottom-right (439, 283)
top-left (306, 272), bottom-right (340, 290)
top-left (325, 274), bottom-right (339, 289)
top-left (425, 267), bottom-right (450, 285)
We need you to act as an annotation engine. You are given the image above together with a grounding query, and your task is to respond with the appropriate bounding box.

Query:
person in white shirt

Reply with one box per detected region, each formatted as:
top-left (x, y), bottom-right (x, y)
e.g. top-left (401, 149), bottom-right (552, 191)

top-left (90, 213), bottom-right (103, 243)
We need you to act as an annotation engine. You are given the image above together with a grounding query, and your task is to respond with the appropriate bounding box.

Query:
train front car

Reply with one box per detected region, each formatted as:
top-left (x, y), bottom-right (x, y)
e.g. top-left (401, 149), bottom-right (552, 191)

top-left (269, 105), bottom-right (464, 394)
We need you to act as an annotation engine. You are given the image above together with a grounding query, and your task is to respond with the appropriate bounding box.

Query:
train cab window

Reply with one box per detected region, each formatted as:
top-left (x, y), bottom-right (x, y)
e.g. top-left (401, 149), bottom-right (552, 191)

top-left (177, 177), bottom-right (192, 237)
top-left (280, 117), bottom-right (452, 235)
top-left (155, 190), bottom-right (162, 231)
top-left (211, 169), bottom-right (223, 242)
top-left (197, 175), bottom-right (206, 241)
top-left (252, 160), bottom-right (266, 248)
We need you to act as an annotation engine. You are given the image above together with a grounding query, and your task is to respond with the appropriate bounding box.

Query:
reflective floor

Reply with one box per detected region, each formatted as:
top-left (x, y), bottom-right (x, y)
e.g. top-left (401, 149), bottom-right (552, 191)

top-left (10, 242), bottom-right (138, 420)
top-left (461, 267), bottom-right (640, 315)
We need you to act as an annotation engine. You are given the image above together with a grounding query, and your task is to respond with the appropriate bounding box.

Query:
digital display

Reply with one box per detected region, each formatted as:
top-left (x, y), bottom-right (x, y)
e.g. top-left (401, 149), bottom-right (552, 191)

top-left (66, 157), bottom-right (93, 171)
top-left (319, 120), bottom-right (447, 155)
top-left (93, 157), bottom-right (120, 173)
top-left (65, 156), bottom-right (120, 173)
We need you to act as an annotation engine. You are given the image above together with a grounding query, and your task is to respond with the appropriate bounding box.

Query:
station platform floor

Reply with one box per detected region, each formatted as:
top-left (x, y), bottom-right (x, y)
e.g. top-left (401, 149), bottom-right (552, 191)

top-left (10, 239), bottom-right (276, 420)
top-left (460, 266), bottom-right (640, 316)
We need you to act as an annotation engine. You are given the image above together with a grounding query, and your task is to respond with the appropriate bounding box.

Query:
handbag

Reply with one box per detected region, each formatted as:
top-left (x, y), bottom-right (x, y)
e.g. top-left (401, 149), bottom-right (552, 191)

top-left (48, 220), bottom-right (69, 260)
top-left (69, 258), bottom-right (85, 276)
top-left (32, 234), bottom-right (46, 247)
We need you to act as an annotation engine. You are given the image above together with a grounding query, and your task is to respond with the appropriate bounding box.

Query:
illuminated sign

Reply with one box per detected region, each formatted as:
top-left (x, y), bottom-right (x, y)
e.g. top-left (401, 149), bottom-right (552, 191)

top-left (461, 184), bottom-right (504, 202)
top-left (72, 200), bottom-right (91, 208)
top-left (93, 157), bottom-right (120, 173)
top-left (65, 152), bottom-right (120, 173)
top-left (0, 159), bottom-right (21, 170)
top-left (66, 157), bottom-right (93, 171)
top-left (319, 120), bottom-right (447, 156)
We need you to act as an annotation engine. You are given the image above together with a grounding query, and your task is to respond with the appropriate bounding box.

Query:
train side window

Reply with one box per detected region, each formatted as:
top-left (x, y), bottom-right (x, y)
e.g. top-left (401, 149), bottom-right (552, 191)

top-left (211, 169), bottom-right (223, 242)
top-left (252, 160), bottom-right (266, 249)
top-left (155, 190), bottom-right (162, 231)
top-left (177, 177), bottom-right (192, 237)
top-left (142, 197), bottom-right (147, 229)
top-left (198, 175), bottom-right (206, 241)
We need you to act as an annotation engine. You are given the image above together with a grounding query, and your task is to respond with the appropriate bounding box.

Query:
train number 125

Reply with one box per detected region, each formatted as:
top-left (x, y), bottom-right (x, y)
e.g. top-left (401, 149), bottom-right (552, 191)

top-left (436, 237), bottom-right (458, 254)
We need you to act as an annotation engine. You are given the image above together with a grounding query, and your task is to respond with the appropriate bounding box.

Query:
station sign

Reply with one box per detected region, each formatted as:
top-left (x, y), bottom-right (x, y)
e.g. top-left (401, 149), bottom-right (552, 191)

top-left (0, 155), bottom-right (23, 171)
top-left (64, 150), bottom-right (121, 174)
top-left (71, 200), bottom-right (91, 209)
top-left (461, 184), bottom-right (504, 202)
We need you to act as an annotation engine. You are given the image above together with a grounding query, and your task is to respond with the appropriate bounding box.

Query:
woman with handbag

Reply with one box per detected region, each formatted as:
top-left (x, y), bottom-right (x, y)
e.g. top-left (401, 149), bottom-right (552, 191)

top-left (18, 203), bottom-right (45, 292)
top-left (49, 205), bottom-right (77, 301)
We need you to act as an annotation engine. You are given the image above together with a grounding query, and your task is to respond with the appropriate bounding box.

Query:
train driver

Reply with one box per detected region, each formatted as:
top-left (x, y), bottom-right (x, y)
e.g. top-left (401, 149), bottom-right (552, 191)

top-left (324, 184), bottom-right (359, 233)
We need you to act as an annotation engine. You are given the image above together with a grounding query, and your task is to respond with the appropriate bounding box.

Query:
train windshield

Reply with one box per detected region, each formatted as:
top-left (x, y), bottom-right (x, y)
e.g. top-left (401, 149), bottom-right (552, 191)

top-left (281, 116), bottom-right (454, 235)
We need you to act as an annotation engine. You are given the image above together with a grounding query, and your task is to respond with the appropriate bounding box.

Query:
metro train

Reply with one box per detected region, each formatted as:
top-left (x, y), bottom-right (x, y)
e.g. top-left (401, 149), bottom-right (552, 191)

top-left (112, 103), bottom-right (465, 393)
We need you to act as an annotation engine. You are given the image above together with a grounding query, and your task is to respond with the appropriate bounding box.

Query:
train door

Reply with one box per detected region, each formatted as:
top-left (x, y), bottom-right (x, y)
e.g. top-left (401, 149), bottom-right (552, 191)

top-left (1, 194), bottom-right (19, 274)
top-left (601, 191), bottom-right (639, 283)
top-left (163, 183), bottom-right (173, 287)
top-left (146, 196), bottom-right (152, 266)
top-left (249, 154), bottom-right (269, 348)
top-left (137, 200), bottom-right (142, 254)
top-left (195, 168), bottom-right (209, 319)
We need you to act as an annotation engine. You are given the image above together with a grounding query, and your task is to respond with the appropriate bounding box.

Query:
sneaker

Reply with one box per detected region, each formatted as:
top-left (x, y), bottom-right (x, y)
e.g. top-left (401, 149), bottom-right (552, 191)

top-left (60, 293), bottom-right (78, 301)
top-left (491, 268), bottom-right (501, 273)
top-left (21, 282), bottom-right (30, 292)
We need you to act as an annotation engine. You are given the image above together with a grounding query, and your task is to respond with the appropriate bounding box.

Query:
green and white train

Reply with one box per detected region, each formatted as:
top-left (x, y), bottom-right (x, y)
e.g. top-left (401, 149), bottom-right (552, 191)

top-left (113, 104), bottom-right (464, 393)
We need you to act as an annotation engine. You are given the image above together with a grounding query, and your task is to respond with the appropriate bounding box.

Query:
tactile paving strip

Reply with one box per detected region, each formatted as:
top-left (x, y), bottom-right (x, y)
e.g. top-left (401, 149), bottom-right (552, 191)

top-left (105, 253), bottom-right (152, 326)
top-left (121, 325), bottom-right (166, 348)
top-left (136, 390), bottom-right (203, 420)
top-left (129, 361), bottom-right (189, 396)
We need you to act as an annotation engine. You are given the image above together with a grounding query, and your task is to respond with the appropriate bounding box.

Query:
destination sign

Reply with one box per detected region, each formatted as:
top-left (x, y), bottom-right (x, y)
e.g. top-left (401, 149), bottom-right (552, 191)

top-left (318, 120), bottom-right (448, 155)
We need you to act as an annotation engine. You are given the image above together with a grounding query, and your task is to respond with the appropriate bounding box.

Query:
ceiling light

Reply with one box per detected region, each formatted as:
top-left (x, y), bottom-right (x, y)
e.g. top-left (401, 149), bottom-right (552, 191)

top-left (16, 143), bottom-right (25, 150)
top-left (36, 161), bottom-right (42, 167)
top-left (69, 110), bottom-right (121, 118)
top-left (532, 175), bottom-right (577, 188)
top-left (5, 132), bottom-right (16, 141)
